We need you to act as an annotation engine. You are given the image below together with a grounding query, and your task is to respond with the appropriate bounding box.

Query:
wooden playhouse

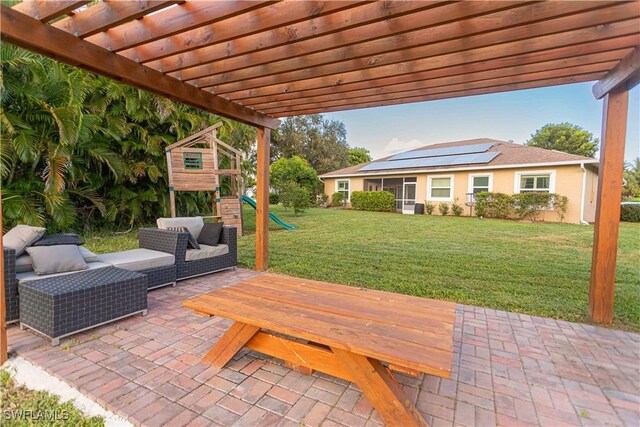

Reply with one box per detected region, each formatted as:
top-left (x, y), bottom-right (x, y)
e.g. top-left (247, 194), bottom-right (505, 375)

top-left (164, 122), bottom-right (244, 234)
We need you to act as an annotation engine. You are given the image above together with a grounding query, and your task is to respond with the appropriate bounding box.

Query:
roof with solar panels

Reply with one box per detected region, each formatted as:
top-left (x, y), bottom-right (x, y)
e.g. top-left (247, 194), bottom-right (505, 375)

top-left (319, 139), bottom-right (598, 178)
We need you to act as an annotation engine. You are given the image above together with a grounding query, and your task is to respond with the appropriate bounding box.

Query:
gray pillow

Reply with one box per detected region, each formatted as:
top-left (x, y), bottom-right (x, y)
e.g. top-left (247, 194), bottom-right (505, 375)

top-left (16, 246), bottom-right (98, 273)
top-left (3, 225), bottom-right (46, 256)
top-left (26, 245), bottom-right (88, 276)
top-left (167, 226), bottom-right (200, 249)
top-left (32, 233), bottom-right (84, 246)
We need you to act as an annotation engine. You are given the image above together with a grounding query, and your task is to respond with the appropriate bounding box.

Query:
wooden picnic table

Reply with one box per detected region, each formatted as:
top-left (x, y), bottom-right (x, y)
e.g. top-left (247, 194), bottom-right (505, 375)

top-left (182, 273), bottom-right (456, 427)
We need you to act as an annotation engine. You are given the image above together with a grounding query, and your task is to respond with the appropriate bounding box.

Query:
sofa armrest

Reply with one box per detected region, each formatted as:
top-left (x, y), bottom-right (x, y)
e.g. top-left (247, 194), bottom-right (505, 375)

top-left (220, 226), bottom-right (237, 256)
top-left (4, 247), bottom-right (16, 285)
top-left (138, 228), bottom-right (189, 262)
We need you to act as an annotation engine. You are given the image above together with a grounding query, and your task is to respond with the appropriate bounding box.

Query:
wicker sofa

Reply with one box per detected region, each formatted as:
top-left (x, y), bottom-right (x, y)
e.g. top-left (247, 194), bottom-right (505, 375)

top-left (140, 225), bottom-right (237, 281)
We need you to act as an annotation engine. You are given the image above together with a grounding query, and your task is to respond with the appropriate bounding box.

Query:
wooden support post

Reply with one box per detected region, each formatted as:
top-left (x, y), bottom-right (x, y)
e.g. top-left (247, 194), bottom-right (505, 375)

top-left (589, 86), bottom-right (628, 324)
top-left (0, 194), bottom-right (6, 365)
top-left (256, 127), bottom-right (270, 271)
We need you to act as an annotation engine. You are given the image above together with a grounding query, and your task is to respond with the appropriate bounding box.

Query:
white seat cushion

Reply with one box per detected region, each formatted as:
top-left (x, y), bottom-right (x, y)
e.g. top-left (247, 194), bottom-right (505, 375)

top-left (157, 217), bottom-right (204, 240)
top-left (97, 248), bottom-right (175, 271)
top-left (17, 262), bottom-right (110, 284)
top-left (185, 244), bottom-right (229, 262)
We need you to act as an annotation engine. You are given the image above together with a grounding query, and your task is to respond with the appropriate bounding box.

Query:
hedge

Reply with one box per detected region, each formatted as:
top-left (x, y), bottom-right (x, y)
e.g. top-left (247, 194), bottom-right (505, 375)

top-left (350, 191), bottom-right (396, 212)
top-left (621, 204), bottom-right (640, 222)
top-left (474, 191), bottom-right (569, 222)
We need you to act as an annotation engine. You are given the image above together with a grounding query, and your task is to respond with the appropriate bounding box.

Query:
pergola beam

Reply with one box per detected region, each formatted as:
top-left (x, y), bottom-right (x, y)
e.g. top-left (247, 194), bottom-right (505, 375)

top-left (168, 1), bottom-right (520, 80)
top-left (13, 0), bottom-right (89, 21)
top-left (592, 46), bottom-right (640, 99)
top-left (119, 1), bottom-right (365, 63)
top-left (255, 52), bottom-right (629, 112)
top-left (52, 1), bottom-right (178, 38)
top-left (184, 0), bottom-right (615, 88)
top-left (276, 73), bottom-right (605, 117)
top-left (85, 1), bottom-right (274, 52)
top-left (0, 5), bottom-right (279, 129)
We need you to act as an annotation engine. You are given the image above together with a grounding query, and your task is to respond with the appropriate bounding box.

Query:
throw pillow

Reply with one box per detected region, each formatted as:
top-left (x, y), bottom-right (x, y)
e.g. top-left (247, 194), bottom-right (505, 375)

top-left (31, 233), bottom-right (84, 246)
top-left (167, 226), bottom-right (200, 250)
top-left (79, 246), bottom-right (99, 263)
top-left (197, 223), bottom-right (224, 246)
top-left (3, 224), bottom-right (46, 256)
top-left (16, 246), bottom-right (99, 273)
top-left (26, 245), bottom-right (88, 276)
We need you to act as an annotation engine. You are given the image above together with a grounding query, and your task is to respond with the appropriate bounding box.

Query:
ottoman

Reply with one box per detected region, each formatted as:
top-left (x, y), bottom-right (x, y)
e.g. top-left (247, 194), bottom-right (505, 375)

top-left (19, 267), bottom-right (147, 345)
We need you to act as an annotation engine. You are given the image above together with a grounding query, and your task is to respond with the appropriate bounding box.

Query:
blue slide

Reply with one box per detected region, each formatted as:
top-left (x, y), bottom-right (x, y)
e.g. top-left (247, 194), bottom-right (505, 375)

top-left (240, 195), bottom-right (296, 231)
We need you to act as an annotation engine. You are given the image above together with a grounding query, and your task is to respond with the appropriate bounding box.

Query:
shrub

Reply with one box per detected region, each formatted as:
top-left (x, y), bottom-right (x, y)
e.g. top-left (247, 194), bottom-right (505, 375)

top-left (280, 182), bottom-right (311, 216)
top-left (438, 203), bottom-right (450, 216)
top-left (551, 194), bottom-right (569, 222)
top-left (474, 192), bottom-right (512, 219)
top-left (451, 198), bottom-right (464, 216)
top-left (269, 192), bottom-right (280, 205)
top-left (350, 191), bottom-right (395, 212)
top-left (512, 192), bottom-right (551, 222)
top-left (424, 202), bottom-right (435, 215)
top-left (621, 204), bottom-right (640, 222)
top-left (330, 192), bottom-right (345, 207)
top-left (317, 193), bottom-right (329, 207)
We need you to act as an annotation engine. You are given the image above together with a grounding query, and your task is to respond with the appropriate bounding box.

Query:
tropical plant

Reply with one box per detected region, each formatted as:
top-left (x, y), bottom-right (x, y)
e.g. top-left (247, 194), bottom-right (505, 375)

top-left (438, 203), bottom-right (450, 216)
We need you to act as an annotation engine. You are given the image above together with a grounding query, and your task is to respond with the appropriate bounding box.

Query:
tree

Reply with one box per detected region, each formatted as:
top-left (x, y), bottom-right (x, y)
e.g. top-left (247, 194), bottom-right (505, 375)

top-left (526, 123), bottom-right (599, 157)
top-left (280, 182), bottom-right (311, 216)
top-left (623, 158), bottom-right (640, 199)
top-left (348, 147), bottom-right (372, 165)
top-left (270, 156), bottom-right (322, 197)
top-left (271, 114), bottom-right (349, 174)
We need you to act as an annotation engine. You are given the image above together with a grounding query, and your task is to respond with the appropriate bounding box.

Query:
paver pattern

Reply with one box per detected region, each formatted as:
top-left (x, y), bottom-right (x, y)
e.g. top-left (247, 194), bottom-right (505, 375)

top-left (7, 269), bottom-right (640, 426)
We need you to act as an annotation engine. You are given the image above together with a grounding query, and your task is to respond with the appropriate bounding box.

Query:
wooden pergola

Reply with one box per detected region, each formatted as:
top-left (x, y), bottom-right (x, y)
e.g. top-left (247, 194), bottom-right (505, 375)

top-left (1, 1), bottom-right (639, 365)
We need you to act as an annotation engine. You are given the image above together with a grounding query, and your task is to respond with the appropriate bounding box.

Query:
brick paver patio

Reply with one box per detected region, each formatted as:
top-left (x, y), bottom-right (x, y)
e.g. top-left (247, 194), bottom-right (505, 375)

top-left (6, 269), bottom-right (640, 426)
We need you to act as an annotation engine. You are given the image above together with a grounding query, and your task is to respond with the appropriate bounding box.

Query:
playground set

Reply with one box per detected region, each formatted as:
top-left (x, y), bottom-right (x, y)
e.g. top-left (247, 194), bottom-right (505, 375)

top-left (165, 122), bottom-right (294, 233)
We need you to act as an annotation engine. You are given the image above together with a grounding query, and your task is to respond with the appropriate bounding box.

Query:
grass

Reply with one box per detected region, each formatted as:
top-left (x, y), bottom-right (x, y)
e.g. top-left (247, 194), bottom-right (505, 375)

top-left (0, 369), bottom-right (104, 426)
top-left (81, 206), bottom-right (640, 330)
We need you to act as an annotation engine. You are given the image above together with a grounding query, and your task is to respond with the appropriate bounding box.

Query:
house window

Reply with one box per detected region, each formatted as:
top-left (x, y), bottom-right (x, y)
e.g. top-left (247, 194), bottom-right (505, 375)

top-left (518, 174), bottom-right (551, 192)
top-left (336, 179), bottom-right (350, 201)
top-left (427, 175), bottom-right (454, 201)
top-left (183, 152), bottom-right (203, 170)
top-left (469, 174), bottom-right (492, 194)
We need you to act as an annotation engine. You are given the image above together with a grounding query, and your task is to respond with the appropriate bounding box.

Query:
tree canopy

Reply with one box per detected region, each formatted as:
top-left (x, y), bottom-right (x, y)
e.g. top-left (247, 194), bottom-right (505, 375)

top-left (0, 45), bottom-right (256, 231)
top-left (271, 115), bottom-right (350, 175)
top-left (269, 156), bottom-right (322, 197)
top-left (526, 123), bottom-right (599, 157)
top-left (348, 147), bottom-right (372, 165)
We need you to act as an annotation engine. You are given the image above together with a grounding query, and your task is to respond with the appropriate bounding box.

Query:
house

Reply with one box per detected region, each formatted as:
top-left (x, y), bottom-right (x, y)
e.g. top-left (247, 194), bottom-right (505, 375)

top-left (320, 139), bottom-right (599, 224)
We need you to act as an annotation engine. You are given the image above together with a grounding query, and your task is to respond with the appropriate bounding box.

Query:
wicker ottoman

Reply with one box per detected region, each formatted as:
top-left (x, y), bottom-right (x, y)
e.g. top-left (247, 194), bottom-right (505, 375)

top-left (19, 267), bottom-right (147, 345)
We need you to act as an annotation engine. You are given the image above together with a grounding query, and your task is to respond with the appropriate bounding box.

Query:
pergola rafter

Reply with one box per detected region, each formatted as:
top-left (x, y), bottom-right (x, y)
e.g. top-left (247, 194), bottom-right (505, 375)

top-left (1, 1), bottom-right (639, 366)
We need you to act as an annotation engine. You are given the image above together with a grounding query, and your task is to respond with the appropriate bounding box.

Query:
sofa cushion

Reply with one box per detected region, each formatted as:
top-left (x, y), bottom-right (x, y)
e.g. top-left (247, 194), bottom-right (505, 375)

top-left (25, 245), bottom-right (88, 276)
top-left (15, 246), bottom-right (98, 273)
top-left (97, 248), bottom-right (175, 271)
top-left (3, 225), bottom-right (46, 256)
top-left (32, 233), bottom-right (83, 246)
top-left (197, 222), bottom-right (223, 246)
top-left (185, 244), bottom-right (229, 261)
top-left (17, 262), bottom-right (110, 284)
top-left (167, 226), bottom-right (200, 249)
top-left (157, 217), bottom-right (204, 240)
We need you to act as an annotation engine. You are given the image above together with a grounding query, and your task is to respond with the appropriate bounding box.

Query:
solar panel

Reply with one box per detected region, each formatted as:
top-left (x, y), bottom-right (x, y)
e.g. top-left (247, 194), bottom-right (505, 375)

top-left (359, 152), bottom-right (499, 171)
top-left (387, 142), bottom-right (494, 161)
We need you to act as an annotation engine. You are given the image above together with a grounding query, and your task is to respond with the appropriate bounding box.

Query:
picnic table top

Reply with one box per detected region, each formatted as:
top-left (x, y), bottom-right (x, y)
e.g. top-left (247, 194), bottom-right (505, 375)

top-left (182, 273), bottom-right (456, 377)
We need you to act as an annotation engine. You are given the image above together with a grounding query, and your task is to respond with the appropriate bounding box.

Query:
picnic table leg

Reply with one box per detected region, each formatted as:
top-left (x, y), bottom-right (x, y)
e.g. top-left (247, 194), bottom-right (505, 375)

top-left (203, 321), bottom-right (260, 368)
top-left (332, 347), bottom-right (429, 427)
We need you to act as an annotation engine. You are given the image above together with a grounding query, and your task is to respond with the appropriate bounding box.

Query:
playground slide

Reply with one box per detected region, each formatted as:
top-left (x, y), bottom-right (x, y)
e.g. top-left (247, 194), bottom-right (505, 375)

top-left (240, 195), bottom-right (296, 231)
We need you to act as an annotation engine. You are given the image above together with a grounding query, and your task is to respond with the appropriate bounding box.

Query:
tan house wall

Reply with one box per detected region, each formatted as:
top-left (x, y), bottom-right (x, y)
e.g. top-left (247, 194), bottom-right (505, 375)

top-left (322, 164), bottom-right (595, 224)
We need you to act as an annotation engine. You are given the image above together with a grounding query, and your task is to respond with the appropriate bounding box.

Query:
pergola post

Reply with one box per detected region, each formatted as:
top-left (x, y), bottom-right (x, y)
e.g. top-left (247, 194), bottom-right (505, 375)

top-left (1, 194), bottom-right (6, 365)
top-left (255, 127), bottom-right (271, 271)
top-left (588, 86), bottom-right (628, 324)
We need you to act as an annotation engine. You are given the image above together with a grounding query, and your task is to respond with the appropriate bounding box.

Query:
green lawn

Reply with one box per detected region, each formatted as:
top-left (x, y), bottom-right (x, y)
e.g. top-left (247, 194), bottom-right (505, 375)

top-left (82, 206), bottom-right (640, 330)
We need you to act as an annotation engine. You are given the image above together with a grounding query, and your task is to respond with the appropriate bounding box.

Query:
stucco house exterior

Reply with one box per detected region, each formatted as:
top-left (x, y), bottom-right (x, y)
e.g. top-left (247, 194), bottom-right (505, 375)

top-left (320, 139), bottom-right (599, 224)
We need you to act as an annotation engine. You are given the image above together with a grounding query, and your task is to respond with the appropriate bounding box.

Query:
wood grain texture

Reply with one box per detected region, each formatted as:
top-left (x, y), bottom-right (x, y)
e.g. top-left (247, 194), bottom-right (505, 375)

top-left (202, 322), bottom-right (260, 368)
top-left (255, 128), bottom-right (270, 271)
top-left (182, 273), bottom-right (456, 377)
top-left (589, 86), bottom-right (629, 325)
top-left (13, 0), bottom-right (89, 21)
top-left (593, 47), bottom-right (640, 99)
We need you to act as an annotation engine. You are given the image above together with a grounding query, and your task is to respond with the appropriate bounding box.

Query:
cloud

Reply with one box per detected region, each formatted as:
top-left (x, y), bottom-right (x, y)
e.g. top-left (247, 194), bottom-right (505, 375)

top-left (383, 138), bottom-right (425, 154)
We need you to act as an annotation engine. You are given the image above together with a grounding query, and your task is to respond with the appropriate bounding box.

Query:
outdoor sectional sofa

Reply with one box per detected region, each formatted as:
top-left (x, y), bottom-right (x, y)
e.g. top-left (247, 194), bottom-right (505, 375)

top-left (3, 220), bottom-right (237, 344)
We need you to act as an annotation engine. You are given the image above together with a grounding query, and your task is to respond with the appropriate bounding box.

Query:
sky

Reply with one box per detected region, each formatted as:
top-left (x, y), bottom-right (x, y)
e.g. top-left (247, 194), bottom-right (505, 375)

top-left (324, 82), bottom-right (640, 162)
